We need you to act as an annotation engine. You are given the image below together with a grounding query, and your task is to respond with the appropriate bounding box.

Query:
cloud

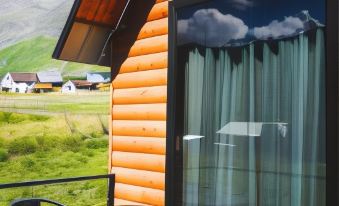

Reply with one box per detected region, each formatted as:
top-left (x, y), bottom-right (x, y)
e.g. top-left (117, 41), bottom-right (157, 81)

top-left (178, 9), bottom-right (248, 47)
top-left (253, 16), bottom-right (304, 39)
top-left (230, 0), bottom-right (255, 10)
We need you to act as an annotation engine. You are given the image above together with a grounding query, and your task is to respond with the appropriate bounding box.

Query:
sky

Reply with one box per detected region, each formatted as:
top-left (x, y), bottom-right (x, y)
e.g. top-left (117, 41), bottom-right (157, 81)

top-left (177, 0), bottom-right (325, 47)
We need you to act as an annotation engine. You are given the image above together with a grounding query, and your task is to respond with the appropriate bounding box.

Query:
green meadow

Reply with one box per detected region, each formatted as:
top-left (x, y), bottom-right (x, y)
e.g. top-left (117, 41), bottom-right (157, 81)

top-left (0, 36), bottom-right (110, 77)
top-left (0, 93), bottom-right (110, 205)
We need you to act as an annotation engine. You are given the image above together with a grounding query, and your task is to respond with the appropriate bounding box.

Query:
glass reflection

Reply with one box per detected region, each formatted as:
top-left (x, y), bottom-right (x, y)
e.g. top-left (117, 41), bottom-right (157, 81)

top-left (178, 0), bottom-right (326, 205)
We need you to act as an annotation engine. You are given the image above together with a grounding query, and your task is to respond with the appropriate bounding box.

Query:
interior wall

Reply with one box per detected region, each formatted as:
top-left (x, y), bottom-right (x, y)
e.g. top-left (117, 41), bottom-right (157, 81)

top-left (110, 0), bottom-right (168, 205)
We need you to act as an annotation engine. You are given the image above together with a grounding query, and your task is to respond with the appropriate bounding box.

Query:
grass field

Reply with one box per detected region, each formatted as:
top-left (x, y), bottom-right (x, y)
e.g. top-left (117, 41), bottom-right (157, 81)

top-left (0, 36), bottom-right (110, 77)
top-left (0, 92), bottom-right (111, 205)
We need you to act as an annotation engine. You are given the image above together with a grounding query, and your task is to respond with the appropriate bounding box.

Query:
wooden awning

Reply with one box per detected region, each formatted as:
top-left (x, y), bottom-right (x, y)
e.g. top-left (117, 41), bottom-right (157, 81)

top-left (34, 83), bottom-right (53, 89)
top-left (53, 0), bottom-right (130, 67)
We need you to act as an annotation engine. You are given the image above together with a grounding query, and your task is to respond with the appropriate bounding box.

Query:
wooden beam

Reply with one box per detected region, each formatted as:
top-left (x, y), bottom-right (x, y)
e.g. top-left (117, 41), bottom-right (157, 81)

top-left (113, 68), bottom-right (167, 89)
top-left (112, 136), bottom-right (166, 155)
top-left (137, 18), bottom-right (168, 40)
top-left (112, 152), bottom-right (165, 173)
top-left (120, 52), bottom-right (168, 73)
top-left (128, 35), bottom-right (168, 57)
top-left (115, 183), bottom-right (164, 206)
top-left (147, 1), bottom-right (169, 22)
top-left (113, 86), bottom-right (167, 105)
top-left (112, 103), bottom-right (166, 121)
top-left (112, 120), bottom-right (166, 137)
top-left (112, 167), bottom-right (165, 190)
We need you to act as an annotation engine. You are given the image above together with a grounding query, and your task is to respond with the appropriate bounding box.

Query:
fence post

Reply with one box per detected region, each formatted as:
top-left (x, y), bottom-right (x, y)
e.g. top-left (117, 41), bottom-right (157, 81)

top-left (107, 175), bottom-right (115, 206)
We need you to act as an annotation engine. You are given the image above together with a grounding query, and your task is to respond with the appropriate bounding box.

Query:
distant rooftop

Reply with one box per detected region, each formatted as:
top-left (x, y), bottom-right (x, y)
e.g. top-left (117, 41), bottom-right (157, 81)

top-left (37, 71), bottom-right (63, 83)
top-left (10, 72), bottom-right (37, 82)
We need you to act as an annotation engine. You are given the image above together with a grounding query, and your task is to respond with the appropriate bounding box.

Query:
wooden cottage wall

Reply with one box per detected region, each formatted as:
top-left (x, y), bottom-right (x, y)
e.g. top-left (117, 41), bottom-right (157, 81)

top-left (110, 1), bottom-right (168, 205)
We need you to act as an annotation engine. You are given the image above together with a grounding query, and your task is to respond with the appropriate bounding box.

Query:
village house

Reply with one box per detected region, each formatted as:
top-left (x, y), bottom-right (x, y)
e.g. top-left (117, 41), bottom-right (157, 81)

top-left (61, 80), bottom-right (95, 93)
top-left (35, 71), bottom-right (63, 93)
top-left (0, 72), bottom-right (37, 93)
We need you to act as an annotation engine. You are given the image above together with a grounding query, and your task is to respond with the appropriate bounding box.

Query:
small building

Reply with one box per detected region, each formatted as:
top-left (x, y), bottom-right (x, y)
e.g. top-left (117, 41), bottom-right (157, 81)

top-left (61, 80), bottom-right (95, 93)
top-left (86, 72), bottom-right (111, 84)
top-left (0, 72), bottom-right (37, 93)
top-left (35, 71), bottom-right (63, 93)
top-left (61, 80), bottom-right (76, 93)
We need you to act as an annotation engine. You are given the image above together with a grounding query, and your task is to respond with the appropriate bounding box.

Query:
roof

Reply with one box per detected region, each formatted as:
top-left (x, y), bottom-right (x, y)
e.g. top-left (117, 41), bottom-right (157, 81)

top-left (53, 0), bottom-right (130, 66)
top-left (34, 83), bottom-right (53, 89)
top-left (86, 72), bottom-right (111, 83)
top-left (37, 71), bottom-right (63, 83)
top-left (9, 73), bottom-right (37, 82)
top-left (71, 80), bottom-right (93, 87)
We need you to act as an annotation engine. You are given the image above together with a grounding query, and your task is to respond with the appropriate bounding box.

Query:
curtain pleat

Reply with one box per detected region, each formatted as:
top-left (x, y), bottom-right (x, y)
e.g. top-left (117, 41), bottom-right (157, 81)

top-left (183, 29), bottom-right (326, 206)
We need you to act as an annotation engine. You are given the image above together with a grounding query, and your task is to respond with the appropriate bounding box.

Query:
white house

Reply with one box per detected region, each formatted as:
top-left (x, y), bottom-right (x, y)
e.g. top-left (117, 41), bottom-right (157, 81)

top-left (0, 72), bottom-right (37, 93)
top-left (86, 72), bottom-right (110, 83)
top-left (61, 80), bottom-right (76, 93)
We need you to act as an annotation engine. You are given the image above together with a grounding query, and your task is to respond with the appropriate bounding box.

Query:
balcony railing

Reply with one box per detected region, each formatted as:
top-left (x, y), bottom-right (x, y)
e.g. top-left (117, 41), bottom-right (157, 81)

top-left (0, 174), bottom-right (115, 206)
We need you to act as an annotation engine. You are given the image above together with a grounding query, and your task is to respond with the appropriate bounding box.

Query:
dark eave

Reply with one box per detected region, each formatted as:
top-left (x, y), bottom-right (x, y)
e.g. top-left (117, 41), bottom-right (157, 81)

top-left (52, 0), bottom-right (130, 67)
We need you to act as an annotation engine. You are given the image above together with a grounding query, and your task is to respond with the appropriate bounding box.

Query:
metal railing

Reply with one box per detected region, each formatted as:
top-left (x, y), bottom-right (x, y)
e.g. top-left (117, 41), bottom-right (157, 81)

top-left (0, 174), bottom-right (115, 206)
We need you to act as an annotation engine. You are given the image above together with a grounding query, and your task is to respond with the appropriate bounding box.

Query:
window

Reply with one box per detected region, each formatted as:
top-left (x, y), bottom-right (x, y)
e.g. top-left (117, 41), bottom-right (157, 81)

top-left (173, 0), bottom-right (327, 205)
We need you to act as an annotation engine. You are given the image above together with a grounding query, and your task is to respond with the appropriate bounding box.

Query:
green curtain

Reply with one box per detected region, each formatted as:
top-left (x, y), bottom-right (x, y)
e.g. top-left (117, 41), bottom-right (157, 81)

top-left (183, 28), bottom-right (326, 206)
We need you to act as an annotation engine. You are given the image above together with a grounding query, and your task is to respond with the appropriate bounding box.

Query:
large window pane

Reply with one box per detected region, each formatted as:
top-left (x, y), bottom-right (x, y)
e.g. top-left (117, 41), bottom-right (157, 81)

top-left (177, 0), bottom-right (326, 205)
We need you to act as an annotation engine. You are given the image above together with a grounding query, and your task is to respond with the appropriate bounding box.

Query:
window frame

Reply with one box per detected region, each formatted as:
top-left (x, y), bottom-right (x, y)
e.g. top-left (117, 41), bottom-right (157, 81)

top-left (166, 0), bottom-right (339, 205)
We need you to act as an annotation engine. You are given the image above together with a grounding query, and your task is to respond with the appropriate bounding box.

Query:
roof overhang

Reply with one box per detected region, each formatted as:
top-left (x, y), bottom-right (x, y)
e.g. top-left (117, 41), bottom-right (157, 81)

top-left (53, 0), bottom-right (130, 67)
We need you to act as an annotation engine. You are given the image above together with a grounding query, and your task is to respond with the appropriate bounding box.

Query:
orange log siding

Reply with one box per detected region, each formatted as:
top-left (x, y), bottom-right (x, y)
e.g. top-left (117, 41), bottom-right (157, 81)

top-left (110, 1), bottom-right (168, 205)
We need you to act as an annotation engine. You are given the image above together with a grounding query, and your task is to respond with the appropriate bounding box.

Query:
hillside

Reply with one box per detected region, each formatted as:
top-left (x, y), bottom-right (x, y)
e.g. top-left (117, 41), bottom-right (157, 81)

top-left (0, 0), bottom-right (74, 49)
top-left (0, 36), bottom-right (109, 77)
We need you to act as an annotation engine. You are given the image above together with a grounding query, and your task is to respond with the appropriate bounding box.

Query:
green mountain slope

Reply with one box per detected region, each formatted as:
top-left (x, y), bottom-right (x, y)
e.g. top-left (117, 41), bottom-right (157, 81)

top-left (0, 36), bottom-right (109, 77)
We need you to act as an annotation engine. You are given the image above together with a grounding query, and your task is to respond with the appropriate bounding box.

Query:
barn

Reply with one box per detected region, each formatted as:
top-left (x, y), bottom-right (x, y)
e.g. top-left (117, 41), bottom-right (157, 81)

top-left (0, 72), bottom-right (37, 93)
top-left (52, 0), bottom-right (339, 205)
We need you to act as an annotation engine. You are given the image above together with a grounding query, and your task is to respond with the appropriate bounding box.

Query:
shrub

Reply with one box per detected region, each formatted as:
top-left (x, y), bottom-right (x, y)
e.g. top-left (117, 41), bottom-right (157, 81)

top-left (61, 135), bottom-right (83, 152)
top-left (8, 137), bottom-right (38, 155)
top-left (29, 115), bottom-right (50, 122)
top-left (0, 149), bottom-right (9, 162)
top-left (20, 157), bottom-right (36, 170)
top-left (85, 138), bottom-right (108, 149)
top-left (35, 135), bottom-right (60, 151)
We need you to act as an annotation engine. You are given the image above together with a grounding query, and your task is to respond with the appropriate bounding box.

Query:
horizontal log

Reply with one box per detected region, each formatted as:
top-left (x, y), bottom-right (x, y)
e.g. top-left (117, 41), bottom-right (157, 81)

top-left (115, 198), bottom-right (148, 206)
top-left (120, 52), bottom-right (167, 73)
top-left (155, 0), bottom-right (167, 3)
top-left (112, 103), bottom-right (166, 121)
top-left (113, 68), bottom-right (167, 89)
top-left (115, 183), bottom-right (164, 206)
top-left (112, 136), bottom-right (166, 155)
top-left (128, 35), bottom-right (168, 57)
top-left (112, 167), bottom-right (165, 190)
top-left (113, 86), bottom-right (167, 105)
top-left (147, 1), bottom-right (168, 22)
top-left (137, 18), bottom-right (168, 40)
top-left (112, 152), bottom-right (165, 173)
top-left (112, 120), bottom-right (166, 137)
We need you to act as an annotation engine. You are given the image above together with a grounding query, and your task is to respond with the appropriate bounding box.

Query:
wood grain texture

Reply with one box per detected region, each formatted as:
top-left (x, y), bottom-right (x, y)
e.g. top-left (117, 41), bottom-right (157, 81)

top-left (112, 136), bottom-right (166, 155)
top-left (113, 86), bottom-right (167, 105)
top-left (112, 120), bottom-right (166, 137)
top-left (112, 103), bottom-right (166, 121)
top-left (112, 152), bottom-right (165, 173)
top-left (120, 52), bottom-right (167, 73)
top-left (112, 167), bottom-right (165, 190)
top-left (115, 183), bottom-right (164, 206)
top-left (113, 69), bottom-right (167, 89)
top-left (128, 35), bottom-right (168, 57)
top-left (137, 18), bottom-right (168, 40)
top-left (147, 1), bottom-right (168, 22)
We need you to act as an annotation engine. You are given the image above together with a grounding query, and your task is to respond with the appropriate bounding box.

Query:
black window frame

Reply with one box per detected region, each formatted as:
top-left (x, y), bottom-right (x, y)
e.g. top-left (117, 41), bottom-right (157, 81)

top-left (165, 0), bottom-right (339, 205)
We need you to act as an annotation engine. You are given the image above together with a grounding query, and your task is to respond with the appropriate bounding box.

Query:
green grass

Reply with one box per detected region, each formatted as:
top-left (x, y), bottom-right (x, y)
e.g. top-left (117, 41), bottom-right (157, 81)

top-left (0, 111), bottom-right (109, 206)
top-left (0, 36), bottom-right (109, 77)
top-left (0, 92), bottom-right (110, 114)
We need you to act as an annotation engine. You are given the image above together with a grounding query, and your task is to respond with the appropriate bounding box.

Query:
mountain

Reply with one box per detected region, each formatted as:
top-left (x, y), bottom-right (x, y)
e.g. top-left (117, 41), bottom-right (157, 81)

top-left (0, 36), bottom-right (109, 77)
top-left (0, 0), bottom-right (74, 49)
